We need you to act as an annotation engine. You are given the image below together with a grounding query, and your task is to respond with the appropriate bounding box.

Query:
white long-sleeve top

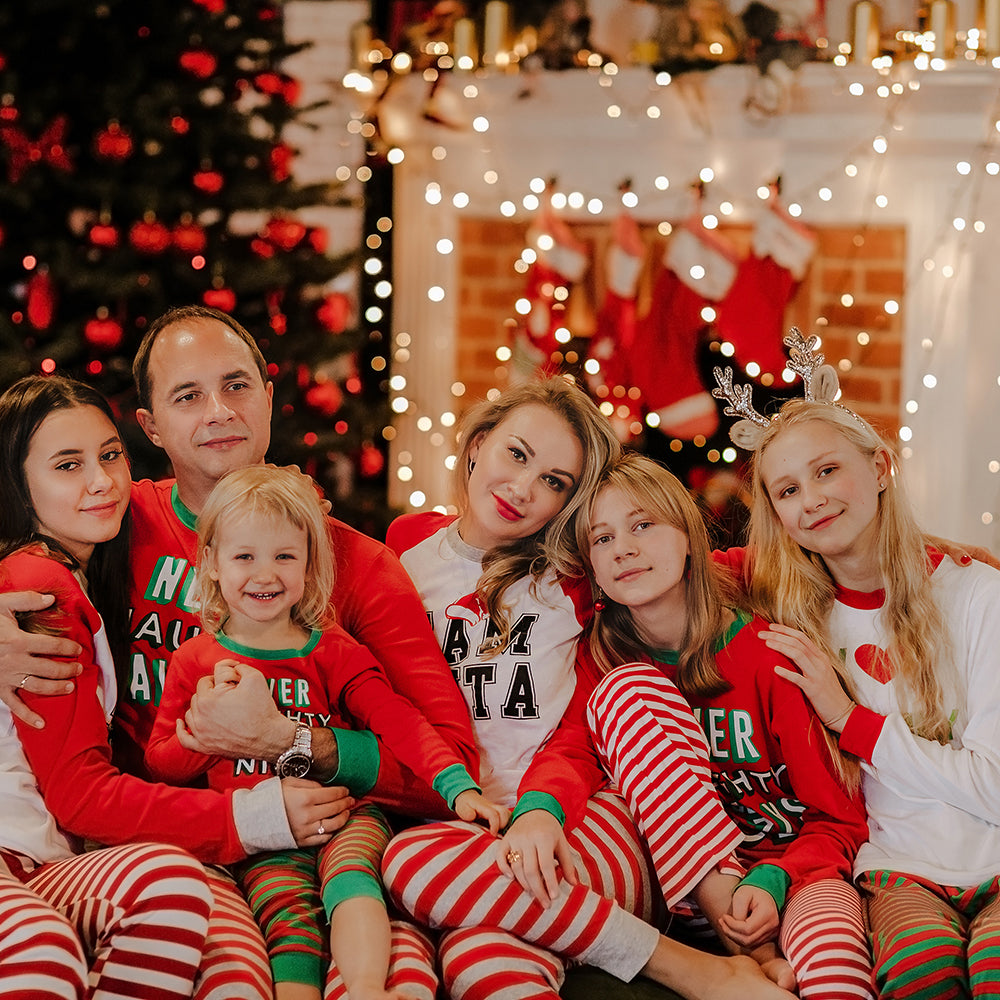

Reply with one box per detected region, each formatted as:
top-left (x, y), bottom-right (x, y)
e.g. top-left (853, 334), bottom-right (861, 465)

top-left (835, 552), bottom-right (1000, 886)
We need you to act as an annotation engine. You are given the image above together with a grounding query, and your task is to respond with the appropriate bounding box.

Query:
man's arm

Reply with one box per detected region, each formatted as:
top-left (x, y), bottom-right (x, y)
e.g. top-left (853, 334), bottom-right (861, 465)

top-left (177, 662), bottom-right (343, 780)
top-left (0, 591), bottom-right (82, 729)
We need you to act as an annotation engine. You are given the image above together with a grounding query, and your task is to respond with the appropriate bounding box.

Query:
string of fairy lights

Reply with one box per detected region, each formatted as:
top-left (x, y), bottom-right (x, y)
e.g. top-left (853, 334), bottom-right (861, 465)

top-left (340, 28), bottom-right (1000, 525)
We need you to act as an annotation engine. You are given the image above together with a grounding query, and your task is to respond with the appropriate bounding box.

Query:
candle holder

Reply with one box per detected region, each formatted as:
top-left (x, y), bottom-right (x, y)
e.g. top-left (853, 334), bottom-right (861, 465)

top-left (483, 1), bottom-right (510, 67)
top-left (851, 0), bottom-right (882, 61)
top-left (926, 0), bottom-right (956, 57)
top-left (980, 0), bottom-right (1000, 55)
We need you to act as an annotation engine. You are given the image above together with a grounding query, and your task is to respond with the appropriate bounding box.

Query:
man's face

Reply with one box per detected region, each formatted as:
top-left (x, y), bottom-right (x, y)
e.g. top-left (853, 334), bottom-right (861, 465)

top-left (136, 317), bottom-right (273, 511)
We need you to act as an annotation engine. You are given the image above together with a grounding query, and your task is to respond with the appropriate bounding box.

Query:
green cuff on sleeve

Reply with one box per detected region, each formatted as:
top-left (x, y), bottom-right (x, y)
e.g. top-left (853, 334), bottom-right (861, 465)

top-left (326, 728), bottom-right (379, 796)
top-left (432, 763), bottom-right (480, 809)
top-left (510, 790), bottom-right (566, 828)
top-left (738, 863), bottom-right (792, 913)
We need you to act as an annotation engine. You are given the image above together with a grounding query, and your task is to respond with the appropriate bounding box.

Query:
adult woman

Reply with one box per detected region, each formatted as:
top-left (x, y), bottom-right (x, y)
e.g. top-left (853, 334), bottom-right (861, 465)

top-left (0, 375), bottom-right (329, 998)
top-left (381, 377), bottom-right (792, 1000)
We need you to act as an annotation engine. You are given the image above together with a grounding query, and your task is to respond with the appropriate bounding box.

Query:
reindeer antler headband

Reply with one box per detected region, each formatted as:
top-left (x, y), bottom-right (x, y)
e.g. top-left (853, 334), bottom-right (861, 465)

top-left (711, 328), bottom-right (848, 451)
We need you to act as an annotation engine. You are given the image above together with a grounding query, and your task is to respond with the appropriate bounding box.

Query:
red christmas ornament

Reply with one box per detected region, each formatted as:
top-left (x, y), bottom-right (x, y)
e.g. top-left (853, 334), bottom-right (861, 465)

top-left (263, 216), bottom-right (306, 251)
top-left (129, 216), bottom-right (171, 254)
top-left (269, 143), bottom-right (293, 182)
top-left (193, 169), bottom-right (224, 194)
top-left (253, 72), bottom-right (282, 95)
top-left (280, 77), bottom-right (301, 105)
top-left (307, 227), bottom-right (328, 253)
top-left (250, 238), bottom-right (274, 258)
top-left (317, 292), bottom-right (350, 334)
top-left (84, 314), bottom-right (124, 351)
top-left (94, 122), bottom-right (133, 161)
top-left (172, 218), bottom-right (207, 253)
top-left (180, 49), bottom-right (218, 79)
top-left (26, 269), bottom-right (56, 330)
top-left (89, 222), bottom-right (120, 248)
top-left (359, 441), bottom-right (385, 479)
top-left (252, 72), bottom-right (300, 105)
top-left (203, 287), bottom-right (236, 311)
top-left (304, 381), bottom-right (343, 418)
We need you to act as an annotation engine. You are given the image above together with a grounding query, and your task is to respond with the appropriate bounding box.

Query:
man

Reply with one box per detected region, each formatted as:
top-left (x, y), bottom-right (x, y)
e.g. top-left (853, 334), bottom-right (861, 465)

top-left (0, 305), bottom-right (477, 998)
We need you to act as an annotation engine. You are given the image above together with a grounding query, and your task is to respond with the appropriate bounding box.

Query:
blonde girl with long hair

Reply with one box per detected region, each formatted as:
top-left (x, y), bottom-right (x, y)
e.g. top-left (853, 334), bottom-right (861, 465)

top-left (147, 465), bottom-right (502, 1000)
top-left (742, 393), bottom-right (1000, 999)
top-left (381, 376), bottom-right (795, 1000)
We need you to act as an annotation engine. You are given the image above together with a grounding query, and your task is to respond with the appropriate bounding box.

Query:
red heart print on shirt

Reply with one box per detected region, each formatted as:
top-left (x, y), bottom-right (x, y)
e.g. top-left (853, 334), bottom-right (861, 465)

top-left (855, 644), bottom-right (893, 684)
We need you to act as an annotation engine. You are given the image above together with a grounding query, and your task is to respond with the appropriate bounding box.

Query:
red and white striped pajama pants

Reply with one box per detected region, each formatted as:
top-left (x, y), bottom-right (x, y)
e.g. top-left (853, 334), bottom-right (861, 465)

top-left (588, 664), bottom-right (874, 1000)
top-left (2, 842), bottom-right (212, 1000)
top-left (383, 789), bottom-right (662, 1000)
top-left (198, 866), bottom-right (273, 1000)
top-left (0, 871), bottom-right (87, 999)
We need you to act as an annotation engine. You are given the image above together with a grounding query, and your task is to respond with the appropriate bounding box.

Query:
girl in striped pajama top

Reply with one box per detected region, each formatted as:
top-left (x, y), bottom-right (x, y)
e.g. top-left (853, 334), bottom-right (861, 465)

top-left (577, 452), bottom-right (874, 1000)
top-left (744, 396), bottom-right (1000, 999)
top-left (382, 377), bottom-right (794, 1000)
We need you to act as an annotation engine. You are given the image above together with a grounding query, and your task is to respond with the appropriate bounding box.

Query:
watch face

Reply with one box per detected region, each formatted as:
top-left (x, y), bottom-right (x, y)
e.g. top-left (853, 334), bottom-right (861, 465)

top-left (278, 754), bottom-right (311, 779)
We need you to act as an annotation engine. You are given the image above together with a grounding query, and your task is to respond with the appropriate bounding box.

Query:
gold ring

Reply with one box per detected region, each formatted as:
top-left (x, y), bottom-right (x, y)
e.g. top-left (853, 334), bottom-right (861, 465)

top-left (317, 823), bottom-right (325, 836)
top-left (506, 849), bottom-right (522, 865)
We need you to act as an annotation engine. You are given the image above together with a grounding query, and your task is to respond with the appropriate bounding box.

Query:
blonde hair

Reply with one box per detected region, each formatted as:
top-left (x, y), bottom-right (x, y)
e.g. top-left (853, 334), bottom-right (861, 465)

top-left (196, 466), bottom-right (334, 634)
top-left (575, 452), bottom-right (732, 698)
top-left (747, 399), bottom-right (953, 745)
top-left (455, 377), bottom-right (620, 644)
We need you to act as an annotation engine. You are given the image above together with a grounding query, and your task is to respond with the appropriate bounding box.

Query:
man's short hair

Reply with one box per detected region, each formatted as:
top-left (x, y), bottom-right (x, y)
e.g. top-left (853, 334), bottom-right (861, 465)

top-left (132, 305), bottom-right (269, 410)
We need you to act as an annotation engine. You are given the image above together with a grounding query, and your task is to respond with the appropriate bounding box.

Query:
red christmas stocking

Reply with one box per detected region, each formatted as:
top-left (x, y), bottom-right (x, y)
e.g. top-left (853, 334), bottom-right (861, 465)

top-left (717, 200), bottom-right (815, 378)
top-left (587, 210), bottom-right (645, 436)
top-left (631, 219), bottom-right (738, 439)
top-left (519, 204), bottom-right (589, 359)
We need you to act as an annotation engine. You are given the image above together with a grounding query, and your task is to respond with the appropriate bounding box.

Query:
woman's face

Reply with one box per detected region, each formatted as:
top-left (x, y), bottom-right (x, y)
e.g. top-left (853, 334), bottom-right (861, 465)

top-left (461, 403), bottom-right (584, 550)
top-left (23, 405), bottom-right (131, 570)
top-left (759, 418), bottom-right (887, 580)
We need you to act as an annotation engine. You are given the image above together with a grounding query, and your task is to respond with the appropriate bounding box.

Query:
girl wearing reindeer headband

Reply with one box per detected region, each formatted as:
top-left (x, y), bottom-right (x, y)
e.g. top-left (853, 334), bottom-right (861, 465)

top-left (716, 330), bottom-right (1000, 999)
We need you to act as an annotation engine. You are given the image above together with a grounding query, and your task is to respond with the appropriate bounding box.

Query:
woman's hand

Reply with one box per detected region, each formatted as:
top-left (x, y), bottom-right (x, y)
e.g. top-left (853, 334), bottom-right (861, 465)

top-left (495, 809), bottom-right (578, 908)
top-left (718, 884), bottom-right (780, 948)
top-left (759, 624), bottom-right (855, 732)
top-left (454, 789), bottom-right (510, 836)
top-left (280, 776), bottom-right (354, 848)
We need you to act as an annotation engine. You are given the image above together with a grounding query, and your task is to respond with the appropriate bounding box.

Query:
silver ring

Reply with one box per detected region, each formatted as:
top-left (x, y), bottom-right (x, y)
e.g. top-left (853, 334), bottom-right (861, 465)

top-left (18, 675), bottom-right (28, 690)
top-left (317, 823), bottom-right (325, 836)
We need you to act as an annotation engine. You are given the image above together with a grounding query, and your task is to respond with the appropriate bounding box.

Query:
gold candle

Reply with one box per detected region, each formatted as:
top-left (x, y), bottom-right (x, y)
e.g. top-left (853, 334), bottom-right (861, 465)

top-left (929, 0), bottom-right (956, 56)
top-left (453, 17), bottom-right (477, 66)
top-left (483, 1), bottom-right (509, 66)
top-left (980, 0), bottom-right (1000, 55)
top-left (851, 0), bottom-right (881, 62)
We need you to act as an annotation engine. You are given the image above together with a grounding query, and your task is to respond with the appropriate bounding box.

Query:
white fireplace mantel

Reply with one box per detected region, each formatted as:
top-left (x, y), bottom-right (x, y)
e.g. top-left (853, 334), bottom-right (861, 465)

top-left (383, 61), bottom-right (1000, 547)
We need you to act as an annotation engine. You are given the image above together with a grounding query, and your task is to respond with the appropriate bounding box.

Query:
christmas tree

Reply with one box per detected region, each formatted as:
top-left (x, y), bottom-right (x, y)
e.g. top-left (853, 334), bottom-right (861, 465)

top-left (0, 0), bottom-right (393, 535)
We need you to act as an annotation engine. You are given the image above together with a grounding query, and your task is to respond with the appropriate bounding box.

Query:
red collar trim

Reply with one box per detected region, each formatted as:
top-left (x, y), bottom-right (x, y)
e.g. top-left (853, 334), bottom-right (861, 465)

top-left (835, 545), bottom-right (945, 609)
